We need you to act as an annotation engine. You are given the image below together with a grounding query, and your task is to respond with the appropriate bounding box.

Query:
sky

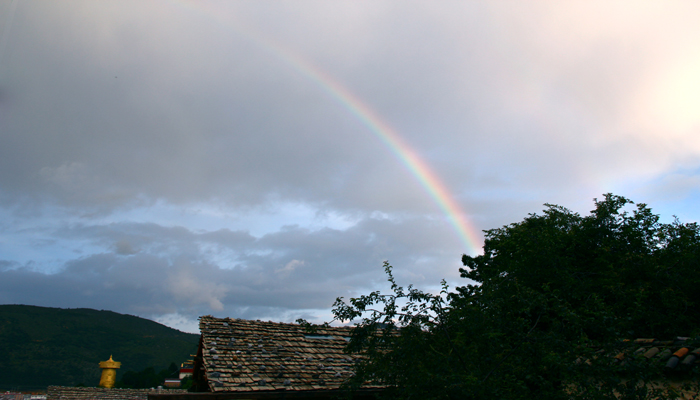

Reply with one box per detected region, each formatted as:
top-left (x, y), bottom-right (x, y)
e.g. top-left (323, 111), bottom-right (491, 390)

top-left (1, 1), bottom-right (699, 334)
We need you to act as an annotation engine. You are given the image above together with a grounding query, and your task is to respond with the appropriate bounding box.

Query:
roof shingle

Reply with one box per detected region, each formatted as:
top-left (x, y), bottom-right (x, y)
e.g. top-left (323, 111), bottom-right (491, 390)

top-left (195, 316), bottom-right (378, 393)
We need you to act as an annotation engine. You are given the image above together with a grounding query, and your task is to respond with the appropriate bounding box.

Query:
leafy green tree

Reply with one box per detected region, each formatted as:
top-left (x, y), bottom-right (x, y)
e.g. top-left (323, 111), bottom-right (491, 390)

top-left (181, 375), bottom-right (194, 391)
top-left (116, 363), bottom-right (180, 389)
top-left (330, 195), bottom-right (700, 399)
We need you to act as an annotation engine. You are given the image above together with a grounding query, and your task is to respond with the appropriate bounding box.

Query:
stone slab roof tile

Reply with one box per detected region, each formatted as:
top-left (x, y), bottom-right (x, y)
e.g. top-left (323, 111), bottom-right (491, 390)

top-left (197, 316), bottom-right (380, 393)
top-left (615, 337), bottom-right (700, 372)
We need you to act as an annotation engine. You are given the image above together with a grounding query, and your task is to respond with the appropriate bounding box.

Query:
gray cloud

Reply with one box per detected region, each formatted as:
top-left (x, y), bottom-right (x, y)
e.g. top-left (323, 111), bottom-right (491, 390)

top-left (1, 1), bottom-right (700, 331)
top-left (0, 215), bottom-right (462, 330)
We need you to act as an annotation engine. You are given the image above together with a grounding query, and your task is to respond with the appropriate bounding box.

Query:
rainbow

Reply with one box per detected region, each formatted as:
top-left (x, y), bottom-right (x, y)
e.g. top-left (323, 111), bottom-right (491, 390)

top-left (173, 1), bottom-right (482, 255)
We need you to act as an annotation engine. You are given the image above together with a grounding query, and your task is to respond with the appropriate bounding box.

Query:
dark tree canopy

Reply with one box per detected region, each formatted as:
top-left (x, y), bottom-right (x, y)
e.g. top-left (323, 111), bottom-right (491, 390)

top-left (462, 194), bottom-right (700, 340)
top-left (330, 194), bottom-right (700, 399)
top-left (116, 363), bottom-right (179, 389)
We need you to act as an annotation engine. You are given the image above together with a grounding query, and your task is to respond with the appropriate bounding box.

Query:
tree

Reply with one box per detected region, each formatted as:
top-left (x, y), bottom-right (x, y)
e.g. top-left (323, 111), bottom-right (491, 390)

top-left (330, 194), bottom-right (700, 399)
top-left (116, 362), bottom-right (180, 389)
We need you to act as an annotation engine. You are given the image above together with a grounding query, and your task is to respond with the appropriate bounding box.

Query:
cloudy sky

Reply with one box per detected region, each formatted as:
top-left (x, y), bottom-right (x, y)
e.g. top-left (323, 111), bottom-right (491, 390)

top-left (1, 1), bottom-right (699, 333)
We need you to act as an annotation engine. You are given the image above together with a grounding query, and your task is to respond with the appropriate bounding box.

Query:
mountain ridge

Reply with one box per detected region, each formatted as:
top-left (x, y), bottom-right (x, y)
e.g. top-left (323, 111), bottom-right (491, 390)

top-left (0, 304), bottom-right (199, 391)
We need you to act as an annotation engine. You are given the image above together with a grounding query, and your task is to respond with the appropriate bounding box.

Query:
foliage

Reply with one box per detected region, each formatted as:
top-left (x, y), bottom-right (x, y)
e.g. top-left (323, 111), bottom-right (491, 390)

top-left (331, 194), bottom-right (700, 399)
top-left (181, 375), bottom-right (194, 391)
top-left (115, 363), bottom-right (179, 389)
top-left (0, 305), bottom-right (198, 390)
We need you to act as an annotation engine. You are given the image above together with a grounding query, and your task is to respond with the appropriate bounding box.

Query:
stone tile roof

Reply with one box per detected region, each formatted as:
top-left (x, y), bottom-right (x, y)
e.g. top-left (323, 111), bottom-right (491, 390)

top-left (195, 316), bottom-right (379, 393)
top-left (620, 337), bottom-right (700, 371)
top-left (47, 386), bottom-right (185, 400)
top-left (0, 394), bottom-right (24, 400)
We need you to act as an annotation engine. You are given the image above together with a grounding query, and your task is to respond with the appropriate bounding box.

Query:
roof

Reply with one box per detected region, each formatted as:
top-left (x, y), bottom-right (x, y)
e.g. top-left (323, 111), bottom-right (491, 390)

top-left (619, 337), bottom-right (700, 371)
top-left (47, 386), bottom-right (184, 400)
top-left (194, 316), bottom-right (380, 394)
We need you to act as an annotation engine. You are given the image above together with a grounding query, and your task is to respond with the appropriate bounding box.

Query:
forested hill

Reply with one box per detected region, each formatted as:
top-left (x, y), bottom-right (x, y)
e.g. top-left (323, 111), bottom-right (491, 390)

top-left (0, 305), bottom-right (199, 391)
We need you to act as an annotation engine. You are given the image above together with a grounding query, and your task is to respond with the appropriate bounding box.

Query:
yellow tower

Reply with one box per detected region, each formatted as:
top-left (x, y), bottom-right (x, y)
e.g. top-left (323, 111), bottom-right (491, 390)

top-left (98, 355), bottom-right (121, 388)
